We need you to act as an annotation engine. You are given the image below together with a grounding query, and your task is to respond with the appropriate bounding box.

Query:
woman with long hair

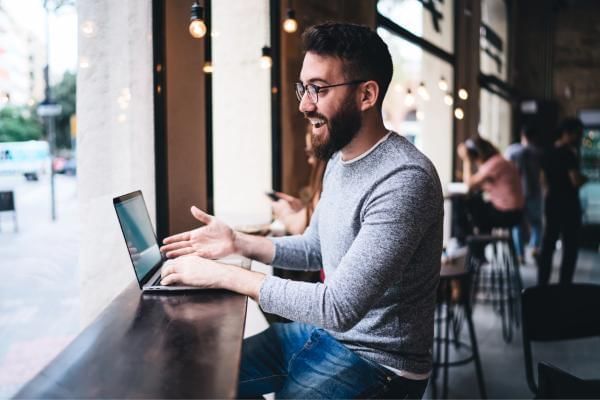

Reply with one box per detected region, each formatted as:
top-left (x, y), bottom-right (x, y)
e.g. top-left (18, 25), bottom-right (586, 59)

top-left (455, 136), bottom-right (524, 238)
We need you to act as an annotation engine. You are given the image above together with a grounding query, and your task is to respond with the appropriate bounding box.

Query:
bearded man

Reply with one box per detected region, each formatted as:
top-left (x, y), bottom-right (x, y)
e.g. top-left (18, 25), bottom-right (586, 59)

top-left (159, 22), bottom-right (443, 399)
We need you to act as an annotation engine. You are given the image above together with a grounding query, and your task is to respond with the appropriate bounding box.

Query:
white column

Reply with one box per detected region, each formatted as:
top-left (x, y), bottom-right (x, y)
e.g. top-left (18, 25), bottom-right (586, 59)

top-left (212, 0), bottom-right (272, 227)
top-left (77, 0), bottom-right (155, 327)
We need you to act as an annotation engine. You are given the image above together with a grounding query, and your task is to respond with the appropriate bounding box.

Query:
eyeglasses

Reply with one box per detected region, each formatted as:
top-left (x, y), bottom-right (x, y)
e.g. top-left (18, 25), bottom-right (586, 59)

top-left (295, 80), bottom-right (366, 104)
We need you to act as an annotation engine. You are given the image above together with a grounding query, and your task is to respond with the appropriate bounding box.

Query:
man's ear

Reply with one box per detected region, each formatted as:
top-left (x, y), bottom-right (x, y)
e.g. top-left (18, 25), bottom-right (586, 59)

top-left (359, 81), bottom-right (379, 111)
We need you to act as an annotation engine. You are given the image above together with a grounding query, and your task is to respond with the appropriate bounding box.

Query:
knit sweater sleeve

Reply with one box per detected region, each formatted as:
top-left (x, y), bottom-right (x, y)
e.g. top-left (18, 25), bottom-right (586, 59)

top-left (268, 204), bottom-right (323, 271)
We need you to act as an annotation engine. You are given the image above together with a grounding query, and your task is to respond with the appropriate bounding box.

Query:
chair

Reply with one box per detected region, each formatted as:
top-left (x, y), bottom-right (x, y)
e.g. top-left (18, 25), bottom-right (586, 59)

top-left (521, 284), bottom-right (600, 396)
top-left (469, 229), bottom-right (522, 343)
top-left (537, 362), bottom-right (600, 399)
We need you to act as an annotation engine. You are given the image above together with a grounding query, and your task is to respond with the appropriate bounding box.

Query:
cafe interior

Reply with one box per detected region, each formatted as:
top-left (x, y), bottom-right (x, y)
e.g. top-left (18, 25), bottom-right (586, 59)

top-left (13, 0), bottom-right (600, 398)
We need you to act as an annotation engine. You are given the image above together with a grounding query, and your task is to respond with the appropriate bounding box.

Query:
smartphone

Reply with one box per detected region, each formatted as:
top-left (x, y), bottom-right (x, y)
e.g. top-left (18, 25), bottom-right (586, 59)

top-left (266, 191), bottom-right (280, 201)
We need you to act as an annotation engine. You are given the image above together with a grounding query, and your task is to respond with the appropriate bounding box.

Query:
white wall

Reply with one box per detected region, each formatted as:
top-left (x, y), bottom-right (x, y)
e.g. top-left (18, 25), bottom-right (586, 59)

top-left (77, 0), bottom-right (155, 328)
top-left (212, 0), bottom-right (272, 227)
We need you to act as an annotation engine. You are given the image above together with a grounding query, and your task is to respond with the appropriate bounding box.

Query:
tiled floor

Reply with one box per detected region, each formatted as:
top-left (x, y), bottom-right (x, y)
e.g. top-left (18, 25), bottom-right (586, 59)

top-left (425, 248), bottom-right (600, 399)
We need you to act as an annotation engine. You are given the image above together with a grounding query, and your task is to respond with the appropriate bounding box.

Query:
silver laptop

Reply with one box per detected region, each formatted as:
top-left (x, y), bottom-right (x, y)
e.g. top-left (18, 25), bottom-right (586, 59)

top-left (113, 190), bottom-right (199, 292)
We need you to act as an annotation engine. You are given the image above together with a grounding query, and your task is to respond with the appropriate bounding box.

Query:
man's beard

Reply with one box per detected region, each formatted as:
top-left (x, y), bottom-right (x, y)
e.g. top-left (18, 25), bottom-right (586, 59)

top-left (309, 97), bottom-right (362, 161)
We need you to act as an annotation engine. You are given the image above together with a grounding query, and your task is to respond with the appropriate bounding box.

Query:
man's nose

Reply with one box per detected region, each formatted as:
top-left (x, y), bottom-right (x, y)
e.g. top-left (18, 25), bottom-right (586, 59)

top-left (299, 92), bottom-right (316, 113)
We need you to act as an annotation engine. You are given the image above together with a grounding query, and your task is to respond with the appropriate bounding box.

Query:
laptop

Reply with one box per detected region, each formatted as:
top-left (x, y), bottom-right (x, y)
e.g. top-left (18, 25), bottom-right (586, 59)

top-left (113, 190), bottom-right (202, 292)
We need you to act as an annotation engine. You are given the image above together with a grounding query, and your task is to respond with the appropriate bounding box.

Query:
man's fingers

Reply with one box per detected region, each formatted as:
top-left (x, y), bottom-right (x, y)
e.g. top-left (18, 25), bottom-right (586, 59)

top-left (162, 231), bottom-right (191, 244)
top-left (165, 248), bottom-right (195, 258)
top-left (191, 206), bottom-right (212, 224)
top-left (161, 273), bottom-right (182, 286)
top-left (160, 240), bottom-right (192, 253)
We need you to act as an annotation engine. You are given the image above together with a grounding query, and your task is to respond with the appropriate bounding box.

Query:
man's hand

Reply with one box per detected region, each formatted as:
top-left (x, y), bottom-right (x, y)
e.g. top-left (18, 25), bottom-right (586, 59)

top-left (160, 256), bottom-right (228, 288)
top-left (160, 206), bottom-right (236, 259)
top-left (160, 255), bottom-right (266, 301)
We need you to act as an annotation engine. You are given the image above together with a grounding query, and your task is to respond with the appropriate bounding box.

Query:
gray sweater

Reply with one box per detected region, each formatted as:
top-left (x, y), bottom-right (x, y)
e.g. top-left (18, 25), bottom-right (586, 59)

top-left (259, 133), bottom-right (443, 374)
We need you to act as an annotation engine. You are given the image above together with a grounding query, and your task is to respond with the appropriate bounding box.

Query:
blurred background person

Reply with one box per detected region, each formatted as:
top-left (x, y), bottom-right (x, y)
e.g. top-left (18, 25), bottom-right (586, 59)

top-left (454, 136), bottom-right (524, 244)
top-left (505, 126), bottom-right (543, 263)
top-left (270, 130), bottom-right (326, 235)
top-left (538, 117), bottom-right (588, 285)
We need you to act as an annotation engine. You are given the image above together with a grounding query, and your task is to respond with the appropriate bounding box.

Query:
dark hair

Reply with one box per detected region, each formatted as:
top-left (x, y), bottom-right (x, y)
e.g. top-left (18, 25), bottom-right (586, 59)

top-left (520, 125), bottom-right (538, 142)
top-left (302, 22), bottom-right (393, 109)
top-left (559, 117), bottom-right (584, 136)
top-left (464, 136), bottom-right (499, 162)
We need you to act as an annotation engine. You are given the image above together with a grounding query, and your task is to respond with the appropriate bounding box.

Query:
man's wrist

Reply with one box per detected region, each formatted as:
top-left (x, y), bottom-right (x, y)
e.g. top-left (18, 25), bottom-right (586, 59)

top-left (222, 265), bottom-right (266, 301)
top-left (232, 231), bottom-right (246, 256)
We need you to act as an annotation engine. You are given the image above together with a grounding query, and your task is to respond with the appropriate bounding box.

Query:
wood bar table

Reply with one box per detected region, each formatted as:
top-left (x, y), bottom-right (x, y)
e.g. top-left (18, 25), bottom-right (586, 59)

top-left (14, 283), bottom-right (248, 399)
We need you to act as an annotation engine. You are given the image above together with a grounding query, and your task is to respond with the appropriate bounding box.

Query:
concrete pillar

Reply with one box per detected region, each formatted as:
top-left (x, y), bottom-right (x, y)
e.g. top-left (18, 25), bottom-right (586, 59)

top-left (77, 0), bottom-right (155, 327)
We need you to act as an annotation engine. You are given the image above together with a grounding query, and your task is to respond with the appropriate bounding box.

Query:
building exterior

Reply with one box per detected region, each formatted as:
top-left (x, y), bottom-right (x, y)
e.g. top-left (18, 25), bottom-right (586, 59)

top-left (0, 2), bottom-right (45, 107)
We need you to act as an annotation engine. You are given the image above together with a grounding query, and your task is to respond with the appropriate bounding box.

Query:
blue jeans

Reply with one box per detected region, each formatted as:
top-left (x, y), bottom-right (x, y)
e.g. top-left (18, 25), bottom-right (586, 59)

top-left (513, 195), bottom-right (543, 257)
top-left (238, 322), bottom-right (428, 399)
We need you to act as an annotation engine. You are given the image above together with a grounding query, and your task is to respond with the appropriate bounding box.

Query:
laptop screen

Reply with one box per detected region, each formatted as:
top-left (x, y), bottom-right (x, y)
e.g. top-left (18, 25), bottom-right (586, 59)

top-left (114, 192), bottom-right (162, 282)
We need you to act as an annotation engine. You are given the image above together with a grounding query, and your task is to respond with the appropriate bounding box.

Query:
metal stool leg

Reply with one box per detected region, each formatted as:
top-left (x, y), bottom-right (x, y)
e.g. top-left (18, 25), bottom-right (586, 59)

top-left (500, 240), bottom-right (514, 343)
top-left (465, 301), bottom-right (487, 399)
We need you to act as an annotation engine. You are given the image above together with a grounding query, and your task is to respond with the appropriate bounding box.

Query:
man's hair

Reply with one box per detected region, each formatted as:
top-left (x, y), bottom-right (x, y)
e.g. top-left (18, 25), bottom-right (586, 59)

top-left (302, 22), bottom-right (393, 109)
top-left (559, 117), bottom-right (584, 136)
top-left (520, 125), bottom-right (537, 142)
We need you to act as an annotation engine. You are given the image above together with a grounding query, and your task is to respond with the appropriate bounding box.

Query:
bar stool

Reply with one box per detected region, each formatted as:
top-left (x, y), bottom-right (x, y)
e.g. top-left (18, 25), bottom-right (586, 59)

top-left (430, 251), bottom-right (487, 399)
top-left (468, 229), bottom-right (523, 343)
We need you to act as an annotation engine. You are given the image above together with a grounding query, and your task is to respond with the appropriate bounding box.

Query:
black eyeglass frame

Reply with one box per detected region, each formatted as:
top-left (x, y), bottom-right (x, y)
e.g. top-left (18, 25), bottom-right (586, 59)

top-left (295, 79), bottom-right (367, 103)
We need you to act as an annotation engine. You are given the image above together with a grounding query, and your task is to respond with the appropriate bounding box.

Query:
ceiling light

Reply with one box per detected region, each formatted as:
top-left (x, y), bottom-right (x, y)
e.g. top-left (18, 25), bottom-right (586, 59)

top-left (189, 1), bottom-right (207, 39)
top-left (260, 46), bottom-right (272, 69)
top-left (454, 107), bottom-right (464, 120)
top-left (283, 9), bottom-right (298, 33)
top-left (438, 76), bottom-right (448, 91)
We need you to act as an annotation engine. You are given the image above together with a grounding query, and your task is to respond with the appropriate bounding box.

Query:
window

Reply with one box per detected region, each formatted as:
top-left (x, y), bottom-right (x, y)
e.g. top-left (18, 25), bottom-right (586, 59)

top-left (479, 0), bottom-right (512, 150)
top-left (479, 89), bottom-right (511, 150)
top-left (480, 0), bottom-right (508, 82)
top-left (377, 0), bottom-right (454, 54)
top-left (377, 0), bottom-right (455, 188)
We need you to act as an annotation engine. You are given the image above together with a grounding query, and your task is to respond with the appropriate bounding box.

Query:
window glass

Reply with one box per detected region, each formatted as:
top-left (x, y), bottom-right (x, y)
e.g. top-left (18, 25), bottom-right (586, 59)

top-left (479, 89), bottom-right (511, 151)
top-left (480, 0), bottom-right (508, 81)
top-left (378, 27), bottom-right (454, 188)
top-left (377, 0), bottom-right (454, 54)
top-left (0, 2), bottom-right (79, 397)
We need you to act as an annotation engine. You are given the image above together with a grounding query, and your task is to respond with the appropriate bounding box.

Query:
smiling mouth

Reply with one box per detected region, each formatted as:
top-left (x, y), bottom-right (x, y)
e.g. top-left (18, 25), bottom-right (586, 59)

top-left (307, 117), bottom-right (326, 129)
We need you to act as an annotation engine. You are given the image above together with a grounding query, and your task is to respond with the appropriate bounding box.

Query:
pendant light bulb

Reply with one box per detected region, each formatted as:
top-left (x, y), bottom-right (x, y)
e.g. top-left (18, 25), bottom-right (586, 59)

top-left (438, 76), bottom-right (448, 92)
top-left (189, 1), bottom-right (207, 39)
top-left (404, 88), bottom-right (415, 107)
top-left (417, 82), bottom-right (430, 101)
top-left (283, 9), bottom-right (298, 33)
top-left (260, 46), bottom-right (272, 69)
top-left (454, 107), bottom-right (465, 120)
top-left (444, 93), bottom-right (453, 106)
top-left (203, 61), bottom-right (213, 74)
